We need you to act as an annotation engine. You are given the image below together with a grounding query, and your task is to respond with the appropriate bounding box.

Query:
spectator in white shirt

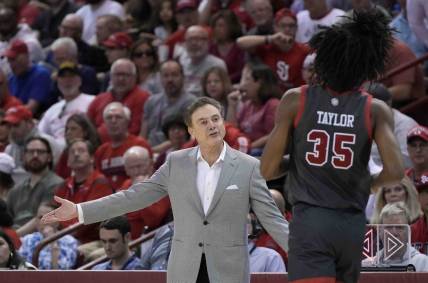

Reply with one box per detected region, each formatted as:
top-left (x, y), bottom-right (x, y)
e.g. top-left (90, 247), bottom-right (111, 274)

top-left (38, 62), bottom-right (94, 148)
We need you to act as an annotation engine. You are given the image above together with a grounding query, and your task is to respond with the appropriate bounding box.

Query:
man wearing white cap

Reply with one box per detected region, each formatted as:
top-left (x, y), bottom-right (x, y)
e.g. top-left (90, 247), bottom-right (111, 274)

top-left (0, 153), bottom-right (15, 201)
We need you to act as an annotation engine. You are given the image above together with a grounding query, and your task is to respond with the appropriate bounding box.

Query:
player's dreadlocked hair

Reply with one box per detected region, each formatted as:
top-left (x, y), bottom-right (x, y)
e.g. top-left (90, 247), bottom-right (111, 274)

top-left (309, 10), bottom-right (393, 92)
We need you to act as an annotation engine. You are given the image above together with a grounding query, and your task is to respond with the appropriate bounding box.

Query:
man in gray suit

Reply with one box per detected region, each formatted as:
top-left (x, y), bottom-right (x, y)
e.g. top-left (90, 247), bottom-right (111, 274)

top-left (42, 97), bottom-right (289, 283)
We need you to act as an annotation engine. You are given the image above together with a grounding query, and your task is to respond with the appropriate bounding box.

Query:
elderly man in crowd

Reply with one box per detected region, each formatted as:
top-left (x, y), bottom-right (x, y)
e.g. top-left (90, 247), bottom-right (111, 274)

top-left (94, 102), bottom-right (152, 190)
top-left (88, 59), bottom-right (150, 143)
top-left (38, 62), bottom-right (95, 149)
top-left (120, 146), bottom-right (171, 239)
top-left (179, 25), bottom-right (227, 97)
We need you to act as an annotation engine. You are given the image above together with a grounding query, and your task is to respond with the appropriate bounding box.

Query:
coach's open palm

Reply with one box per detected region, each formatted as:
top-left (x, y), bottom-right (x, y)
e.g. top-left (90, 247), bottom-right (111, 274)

top-left (41, 196), bottom-right (78, 224)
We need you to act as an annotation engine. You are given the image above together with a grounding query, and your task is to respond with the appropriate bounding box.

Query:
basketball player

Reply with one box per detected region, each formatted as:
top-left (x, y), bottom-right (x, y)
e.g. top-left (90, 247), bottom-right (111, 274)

top-left (261, 11), bottom-right (404, 283)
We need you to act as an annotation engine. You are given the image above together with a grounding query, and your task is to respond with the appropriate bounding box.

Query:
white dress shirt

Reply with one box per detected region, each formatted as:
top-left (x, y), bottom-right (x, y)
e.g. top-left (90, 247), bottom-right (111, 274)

top-left (77, 142), bottom-right (227, 222)
top-left (196, 142), bottom-right (227, 215)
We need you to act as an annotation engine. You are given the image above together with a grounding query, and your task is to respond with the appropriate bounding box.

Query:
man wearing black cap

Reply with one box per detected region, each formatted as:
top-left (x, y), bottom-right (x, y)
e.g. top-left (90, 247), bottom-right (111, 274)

top-left (38, 61), bottom-right (95, 149)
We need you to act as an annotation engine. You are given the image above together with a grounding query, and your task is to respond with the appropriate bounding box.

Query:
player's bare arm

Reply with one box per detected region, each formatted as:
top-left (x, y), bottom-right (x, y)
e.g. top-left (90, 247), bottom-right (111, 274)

top-left (371, 98), bottom-right (404, 192)
top-left (260, 87), bottom-right (300, 180)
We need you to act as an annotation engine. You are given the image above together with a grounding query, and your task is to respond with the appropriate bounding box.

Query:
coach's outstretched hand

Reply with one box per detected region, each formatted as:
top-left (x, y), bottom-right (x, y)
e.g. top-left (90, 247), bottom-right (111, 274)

top-left (41, 196), bottom-right (78, 224)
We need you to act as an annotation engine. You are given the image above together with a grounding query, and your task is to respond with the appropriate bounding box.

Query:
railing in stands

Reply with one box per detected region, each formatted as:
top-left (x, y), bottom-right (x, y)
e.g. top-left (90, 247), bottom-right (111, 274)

top-left (32, 222), bottom-right (83, 267)
top-left (380, 53), bottom-right (428, 81)
top-left (77, 222), bottom-right (172, 270)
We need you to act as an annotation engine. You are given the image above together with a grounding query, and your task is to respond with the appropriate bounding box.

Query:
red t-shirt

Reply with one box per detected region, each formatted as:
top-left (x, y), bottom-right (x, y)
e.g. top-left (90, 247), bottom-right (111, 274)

top-left (94, 135), bottom-right (152, 190)
top-left (119, 179), bottom-right (171, 239)
top-left (382, 39), bottom-right (425, 100)
top-left (256, 42), bottom-right (310, 92)
top-left (55, 150), bottom-right (71, 180)
top-left (55, 170), bottom-right (113, 243)
top-left (87, 86), bottom-right (149, 142)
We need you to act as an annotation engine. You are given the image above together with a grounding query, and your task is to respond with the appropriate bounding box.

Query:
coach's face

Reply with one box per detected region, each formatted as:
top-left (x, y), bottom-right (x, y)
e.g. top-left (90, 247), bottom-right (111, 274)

top-left (188, 104), bottom-right (225, 148)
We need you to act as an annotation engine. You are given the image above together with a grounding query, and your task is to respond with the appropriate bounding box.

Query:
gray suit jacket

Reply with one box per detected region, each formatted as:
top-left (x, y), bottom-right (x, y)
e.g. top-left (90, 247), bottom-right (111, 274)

top-left (81, 144), bottom-right (289, 283)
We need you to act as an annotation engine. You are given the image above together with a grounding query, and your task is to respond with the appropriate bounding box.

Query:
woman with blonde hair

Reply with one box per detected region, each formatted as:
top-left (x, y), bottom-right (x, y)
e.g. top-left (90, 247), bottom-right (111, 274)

top-left (371, 176), bottom-right (422, 224)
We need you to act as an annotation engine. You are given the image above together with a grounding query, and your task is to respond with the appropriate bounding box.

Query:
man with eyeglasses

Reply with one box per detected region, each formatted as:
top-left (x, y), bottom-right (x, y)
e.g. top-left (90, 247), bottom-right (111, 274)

top-left (237, 8), bottom-right (310, 92)
top-left (406, 125), bottom-right (428, 183)
top-left (87, 59), bottom-right (150, 143)
top-left (7, 136), bottom-right (63, 234)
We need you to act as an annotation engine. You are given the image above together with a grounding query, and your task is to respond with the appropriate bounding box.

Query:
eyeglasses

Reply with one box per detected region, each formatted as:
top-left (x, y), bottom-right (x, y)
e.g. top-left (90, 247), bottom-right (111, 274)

top-left (133, 51), bottom-right (155, 58)
top-left (25, 149), bottom-right (49, 155)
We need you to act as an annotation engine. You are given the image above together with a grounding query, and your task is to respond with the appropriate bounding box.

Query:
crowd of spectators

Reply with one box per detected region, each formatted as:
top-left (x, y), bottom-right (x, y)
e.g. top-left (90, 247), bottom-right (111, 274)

top-left (0, 0), bottom-right (427, 273)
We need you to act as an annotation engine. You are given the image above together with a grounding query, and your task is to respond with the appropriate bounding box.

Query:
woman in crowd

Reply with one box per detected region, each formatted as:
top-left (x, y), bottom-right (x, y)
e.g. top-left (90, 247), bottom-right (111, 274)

top-left (0, 230), bottom-right (35, 270)
top-left (150, 0), bottom-right (178, 41)
top-left (209, 10), bottom-right (245, 83)
top-left (56, 113), bottom-right (100, 179)
top-left (201, 66), bottom-right (233, 118)
top-left (227, 62), bottom-right (281, 155)
top-left (131, 37), bottom-right (162, 96)
top-left (371, 176), bottom-right (422, 224)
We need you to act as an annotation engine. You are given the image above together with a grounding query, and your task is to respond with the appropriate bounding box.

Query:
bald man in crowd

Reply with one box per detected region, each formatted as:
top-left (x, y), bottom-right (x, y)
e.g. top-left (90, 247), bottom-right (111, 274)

top-left (119, 146), bottom-right (171, 239)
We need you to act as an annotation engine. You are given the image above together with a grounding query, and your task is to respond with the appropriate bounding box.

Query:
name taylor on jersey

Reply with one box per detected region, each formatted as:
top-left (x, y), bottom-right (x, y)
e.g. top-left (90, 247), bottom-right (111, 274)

top-left (316, 111), bottom-right (354, 128)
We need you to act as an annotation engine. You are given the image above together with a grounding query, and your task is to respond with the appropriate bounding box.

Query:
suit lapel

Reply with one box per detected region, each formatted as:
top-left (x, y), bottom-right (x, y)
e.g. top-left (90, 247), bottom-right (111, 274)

top-left (187, 148), bottom-right (204, 216)
top-left (206, 145), bottom-right (238, 217)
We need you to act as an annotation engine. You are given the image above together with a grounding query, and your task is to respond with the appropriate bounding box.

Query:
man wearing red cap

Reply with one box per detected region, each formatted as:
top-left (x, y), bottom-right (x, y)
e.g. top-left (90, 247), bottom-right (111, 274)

top-left (406, 125), bottom-right (428, 182)
top-left (99, 31), bottom-right (133, 92)
top-left (4, 106), bottom-right (62, 183)
top-left (237, 8), bottom-right (310, 92)
top-left (4, 40), bottom-right (52, 115)
top-left (164, 0), bottom-right (201, 59)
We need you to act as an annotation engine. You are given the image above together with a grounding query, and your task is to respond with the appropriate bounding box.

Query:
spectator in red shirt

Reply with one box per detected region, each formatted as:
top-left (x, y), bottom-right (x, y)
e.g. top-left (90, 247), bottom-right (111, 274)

top-left (382, 39), bottom-right (425, 108)
top-left (55, 139), bottom-right (113, 244)
top-left (208, 10), bottom-right (245, 83)
top-left (255, 189), bottom-right (289, 265)
top-left (412, 173), bottom-right (428, 254)
top-left (121, 146), bottom-right (171, 239)
top-left (94, 102), bottom-right (152, 190)
top-left (87, 59), bottom-right (150, 143)
top-left (237, 8), bottom-right (310, 92)
top-left (164, 0), bottom-right (200, 59)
